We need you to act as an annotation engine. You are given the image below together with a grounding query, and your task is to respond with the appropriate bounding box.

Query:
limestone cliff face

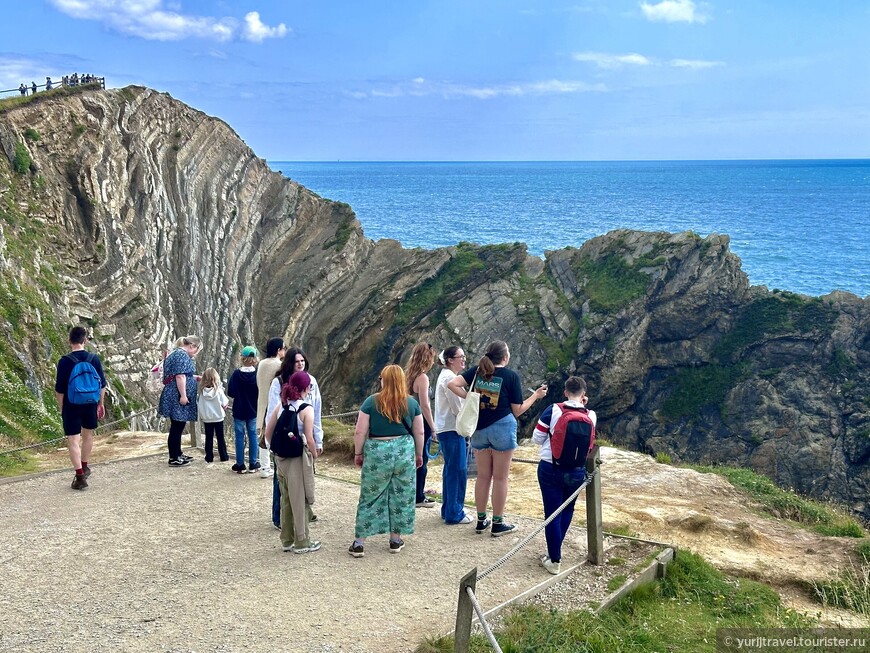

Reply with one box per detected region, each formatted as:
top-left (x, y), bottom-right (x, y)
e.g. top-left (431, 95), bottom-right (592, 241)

top-left (1, 87), bottom-right (869, 518)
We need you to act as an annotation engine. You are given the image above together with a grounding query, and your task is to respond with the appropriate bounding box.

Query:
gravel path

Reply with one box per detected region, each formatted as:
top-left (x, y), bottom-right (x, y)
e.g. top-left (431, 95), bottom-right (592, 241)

top-left (0, 453), bottom-right (645, 653)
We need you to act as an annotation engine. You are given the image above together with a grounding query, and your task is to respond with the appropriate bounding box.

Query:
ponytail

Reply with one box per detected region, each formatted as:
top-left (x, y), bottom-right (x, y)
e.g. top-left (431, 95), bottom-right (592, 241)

top-left (478, 340), bottom-right (508, 381)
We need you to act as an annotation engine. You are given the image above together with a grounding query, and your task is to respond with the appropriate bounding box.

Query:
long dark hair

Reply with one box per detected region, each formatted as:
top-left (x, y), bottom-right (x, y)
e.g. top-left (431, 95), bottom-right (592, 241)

top-left (275, 346), bottom-right (310, 383)
top-left (477, 340), bottom-right (508, 381)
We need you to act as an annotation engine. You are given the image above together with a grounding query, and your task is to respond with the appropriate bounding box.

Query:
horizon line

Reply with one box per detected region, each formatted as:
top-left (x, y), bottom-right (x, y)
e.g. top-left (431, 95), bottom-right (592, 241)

top-left (266, 157), bottom-right (870, 164)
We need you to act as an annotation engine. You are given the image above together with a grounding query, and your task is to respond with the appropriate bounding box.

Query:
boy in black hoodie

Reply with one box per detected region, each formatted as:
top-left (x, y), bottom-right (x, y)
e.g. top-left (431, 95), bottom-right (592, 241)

top-left (228, 346), bottom-right (260, 473)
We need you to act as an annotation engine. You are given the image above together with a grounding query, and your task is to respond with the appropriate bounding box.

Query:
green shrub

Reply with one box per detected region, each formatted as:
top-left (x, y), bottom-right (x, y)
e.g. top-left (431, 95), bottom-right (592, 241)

top-left (661, 363), bottom-right (745, 420)
top-left (655, 451), bottom-right (672, 465)
top-left (12, 142), bottom-right (31, 174)
top-left (23, 128), bottom-right (41, 142)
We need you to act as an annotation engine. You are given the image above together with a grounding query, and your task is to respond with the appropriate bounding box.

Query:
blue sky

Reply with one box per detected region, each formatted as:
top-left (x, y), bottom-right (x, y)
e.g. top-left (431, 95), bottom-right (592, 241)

top-left (2, 1), bottom-right (869, 161)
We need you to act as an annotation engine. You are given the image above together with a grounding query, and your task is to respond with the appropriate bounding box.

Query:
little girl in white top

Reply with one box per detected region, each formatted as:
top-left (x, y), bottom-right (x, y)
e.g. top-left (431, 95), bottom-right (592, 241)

top-left (198, 367), bottom-right (229, 463)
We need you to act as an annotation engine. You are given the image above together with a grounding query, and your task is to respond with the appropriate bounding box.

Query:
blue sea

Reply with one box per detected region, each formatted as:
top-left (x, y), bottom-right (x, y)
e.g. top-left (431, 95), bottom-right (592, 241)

top-left (271, 160), bottom-right (870, 298)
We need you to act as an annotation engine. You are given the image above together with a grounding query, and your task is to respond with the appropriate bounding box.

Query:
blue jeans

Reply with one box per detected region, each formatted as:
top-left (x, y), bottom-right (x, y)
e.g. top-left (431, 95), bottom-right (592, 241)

top-left (415, 426), bottom-right (432, 503)
top-left (233, 418), bottom-right (258, 467)
top-left (537, 460), bottom-right (586, 563)
top-left (439, 431), bottom-right (468, 523)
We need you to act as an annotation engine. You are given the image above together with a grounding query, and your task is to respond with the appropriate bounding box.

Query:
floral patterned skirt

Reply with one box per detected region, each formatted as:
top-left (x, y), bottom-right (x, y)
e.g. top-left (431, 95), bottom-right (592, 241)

top-left (354, 436), bottom-right (416, 538)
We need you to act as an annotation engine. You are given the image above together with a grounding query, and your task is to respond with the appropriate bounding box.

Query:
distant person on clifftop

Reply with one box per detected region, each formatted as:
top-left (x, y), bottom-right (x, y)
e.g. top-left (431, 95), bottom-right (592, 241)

top-left (256, 337), bottom-right (285, 480)
top-left (157, 335), bottom-right (202, 467)
top-left (448, 340), bottom-right (547, 537)
top-left (45, 77), bottom-right (52, 91)
top-left (267, 347), bottom-right (323, 527)
top-left (533, 376), bottom-right (596, 575)
top-left (348, 365), bottom-right (423, 558)
top-left (227, 346), bottom-right (260, 474)
top-left (405, 342), bottom-right (437, 509)
top-left (19, 83), bottom-right (26, 96)
top-left (31, 81), bottom-right (37, 94)
top-left (434, 345), bottom-right (472, 524)
top-left (55, 326), bottom-right (107, 490)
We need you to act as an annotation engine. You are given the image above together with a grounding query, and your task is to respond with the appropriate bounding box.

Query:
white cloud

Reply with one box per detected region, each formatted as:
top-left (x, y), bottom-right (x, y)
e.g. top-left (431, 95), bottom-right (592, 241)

top-left (47, 0), bottom-right (288, 42)
top-left (351, 78), bottom-right (608, 100)
top-left (640, 0), bottom-right (708, 24)
top-left (670, 58), bottom-right (723, 69)
top-left (242, 11), bottom-right (288, 42)
top-left (573, 52), bottom-right (651, 68)
top-left (574, 51), bottom-right (723, 70)
top-left (0, 57), bottom-right (51, 89)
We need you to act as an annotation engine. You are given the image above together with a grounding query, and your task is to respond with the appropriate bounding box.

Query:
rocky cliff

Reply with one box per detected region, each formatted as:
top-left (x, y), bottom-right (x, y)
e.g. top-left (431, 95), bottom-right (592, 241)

top-left (1, 86), bottom-right (868, 518)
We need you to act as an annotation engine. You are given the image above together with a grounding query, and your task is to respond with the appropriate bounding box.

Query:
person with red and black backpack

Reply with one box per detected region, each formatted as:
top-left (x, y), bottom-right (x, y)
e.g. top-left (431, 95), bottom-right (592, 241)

top-left (532, 376), bottom-right (597, 575)
top-left (54, 326), bottom-right (107, 491)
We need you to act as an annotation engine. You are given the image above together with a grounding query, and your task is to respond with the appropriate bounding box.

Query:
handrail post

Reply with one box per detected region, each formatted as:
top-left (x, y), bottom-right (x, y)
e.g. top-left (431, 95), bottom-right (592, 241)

top-left (188, 421), bottom-right (200, 448)
top-left (585, 445), bottom-right (604, 565)
top-left (454, 567), bottom-right (477, 653)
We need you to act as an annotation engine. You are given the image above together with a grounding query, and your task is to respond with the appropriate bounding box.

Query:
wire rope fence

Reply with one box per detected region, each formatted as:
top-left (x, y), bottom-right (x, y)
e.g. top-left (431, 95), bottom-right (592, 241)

top-left (0, 405), bottom-right (359, 459)
top-left (452, 446), bottom-right (604, 653)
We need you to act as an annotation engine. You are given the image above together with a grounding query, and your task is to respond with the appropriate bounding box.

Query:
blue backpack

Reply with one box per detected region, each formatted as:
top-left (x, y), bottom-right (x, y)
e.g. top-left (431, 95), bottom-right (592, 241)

top-left (66, 353), bottom-right (101, 405)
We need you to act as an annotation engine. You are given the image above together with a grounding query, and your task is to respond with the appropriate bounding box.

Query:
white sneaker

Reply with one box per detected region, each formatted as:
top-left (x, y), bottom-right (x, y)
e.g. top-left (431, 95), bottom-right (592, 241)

top-left (540, 555), bottom-right (561, 575)
top-left (259, 468), bottom-right (273, 479)
top-left (458, 512), bottom-right (473, 524)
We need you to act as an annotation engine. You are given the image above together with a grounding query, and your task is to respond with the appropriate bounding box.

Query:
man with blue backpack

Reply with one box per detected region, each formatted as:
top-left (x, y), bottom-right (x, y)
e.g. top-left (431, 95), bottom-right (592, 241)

top-left (54, 326), bottom-right (107, 490)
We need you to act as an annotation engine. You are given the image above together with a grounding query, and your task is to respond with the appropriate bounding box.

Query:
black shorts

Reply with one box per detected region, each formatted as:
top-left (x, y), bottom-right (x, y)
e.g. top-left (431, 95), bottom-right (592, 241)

top-left (62, 403), bottom-right (98, 436)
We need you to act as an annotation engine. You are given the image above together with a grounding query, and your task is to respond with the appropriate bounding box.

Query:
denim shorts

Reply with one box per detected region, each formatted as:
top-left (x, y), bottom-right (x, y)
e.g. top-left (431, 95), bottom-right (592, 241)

top-left (470, 413), bottom-right (518, 452)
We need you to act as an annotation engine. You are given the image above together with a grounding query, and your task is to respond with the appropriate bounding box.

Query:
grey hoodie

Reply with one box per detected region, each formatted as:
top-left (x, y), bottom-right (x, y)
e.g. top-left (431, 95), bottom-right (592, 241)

top-left (198, 385), bottom-right (228, 423)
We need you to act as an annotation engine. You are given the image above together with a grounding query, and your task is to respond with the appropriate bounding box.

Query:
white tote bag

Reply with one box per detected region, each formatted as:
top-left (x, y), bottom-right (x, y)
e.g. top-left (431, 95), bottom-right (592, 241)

top-left (455, 372), bottom-right (480, 437)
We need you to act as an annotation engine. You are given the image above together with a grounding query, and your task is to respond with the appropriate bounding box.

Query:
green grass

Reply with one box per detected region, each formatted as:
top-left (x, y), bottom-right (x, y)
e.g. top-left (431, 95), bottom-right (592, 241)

top-left (574, 252), bottom-right (650, 312)
top-left (812, 546), bottom-right (870, 618)
top-left (13, 142), bottom-right (31, 174)
top-left (692, 465), bottom-right (866, 538)
top-left (713, 294), bottom-right (836, 363)
top-left (415, 551), bottom-right (811, 653)
top-left (654, 452), bottom-right (672, 464)
top-left (23, 128), bottom-right (41, 142)
top-left (660, 363), bottom-right (746, 421)
top-left (395, 242), bottom-right (522, 326)
top-left (321, 202), bottom-right (356, 251)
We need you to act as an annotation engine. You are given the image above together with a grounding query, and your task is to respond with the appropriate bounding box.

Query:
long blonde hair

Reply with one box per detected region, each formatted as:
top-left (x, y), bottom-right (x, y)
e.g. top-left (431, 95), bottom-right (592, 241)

top-left (405, 342), bottom-right (435, 393)
top-left (375, 365), bottom-right (409, 424)
top-left (199, 367), bottom-right (220, 393)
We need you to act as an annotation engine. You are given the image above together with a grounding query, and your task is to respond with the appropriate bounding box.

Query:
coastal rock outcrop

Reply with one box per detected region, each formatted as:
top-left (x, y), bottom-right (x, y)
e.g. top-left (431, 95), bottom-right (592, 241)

top-left (1, 86), bottom-right (868, 518)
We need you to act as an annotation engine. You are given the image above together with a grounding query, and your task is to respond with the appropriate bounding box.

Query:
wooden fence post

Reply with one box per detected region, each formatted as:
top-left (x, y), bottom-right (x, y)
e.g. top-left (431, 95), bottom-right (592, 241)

top-left (188, 421), bottom-right (200, 448)
top-left (586, 445), bottom-right (604, 565)
top-left (454, 567), bottom-right (478, 653)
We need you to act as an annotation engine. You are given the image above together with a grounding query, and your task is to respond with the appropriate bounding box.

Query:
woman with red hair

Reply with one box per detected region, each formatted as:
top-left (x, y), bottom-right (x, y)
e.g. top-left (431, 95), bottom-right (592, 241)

top-left (348, 365), bottom-right (424, 558)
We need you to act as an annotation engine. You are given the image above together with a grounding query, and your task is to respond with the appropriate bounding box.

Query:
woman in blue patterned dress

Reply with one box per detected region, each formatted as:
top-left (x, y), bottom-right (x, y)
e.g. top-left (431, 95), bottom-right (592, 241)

top-left (347, 364), bottom-right (424, 558)
top-left (158, 335), bottom-right (202, 467)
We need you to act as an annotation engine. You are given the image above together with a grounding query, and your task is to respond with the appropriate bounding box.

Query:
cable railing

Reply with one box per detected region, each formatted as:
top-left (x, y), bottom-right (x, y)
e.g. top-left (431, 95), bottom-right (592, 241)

top-left (0, 405), bottom-right (358, 458)
top-left (0, 75), bottom-right (105, 97)
top-left (452, 446), bottom-right (604, 653)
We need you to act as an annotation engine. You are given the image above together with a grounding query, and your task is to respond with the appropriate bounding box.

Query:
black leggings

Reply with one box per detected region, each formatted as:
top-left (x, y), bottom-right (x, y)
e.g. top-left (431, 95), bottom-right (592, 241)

top-left (168, 419), bottom-right (187, 459)
top-left (204, 422), bottom-right (228, 462)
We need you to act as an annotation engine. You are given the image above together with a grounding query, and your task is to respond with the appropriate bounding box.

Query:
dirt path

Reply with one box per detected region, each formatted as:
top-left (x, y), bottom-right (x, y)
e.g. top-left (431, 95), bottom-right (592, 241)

top-left (2, 433), bottom-right (864, 653)
top-left (1, 440), bottom-right (652, 653)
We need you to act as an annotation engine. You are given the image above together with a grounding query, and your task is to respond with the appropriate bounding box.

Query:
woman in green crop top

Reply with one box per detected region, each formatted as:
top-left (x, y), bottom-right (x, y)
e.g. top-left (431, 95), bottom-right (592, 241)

top-left (348, 364), bottom-right (424, 558)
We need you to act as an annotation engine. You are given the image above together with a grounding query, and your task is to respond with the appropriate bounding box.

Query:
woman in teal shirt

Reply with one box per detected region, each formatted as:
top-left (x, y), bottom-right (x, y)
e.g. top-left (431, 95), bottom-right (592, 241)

top-left (348, 364), bottom-right (424, 558)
